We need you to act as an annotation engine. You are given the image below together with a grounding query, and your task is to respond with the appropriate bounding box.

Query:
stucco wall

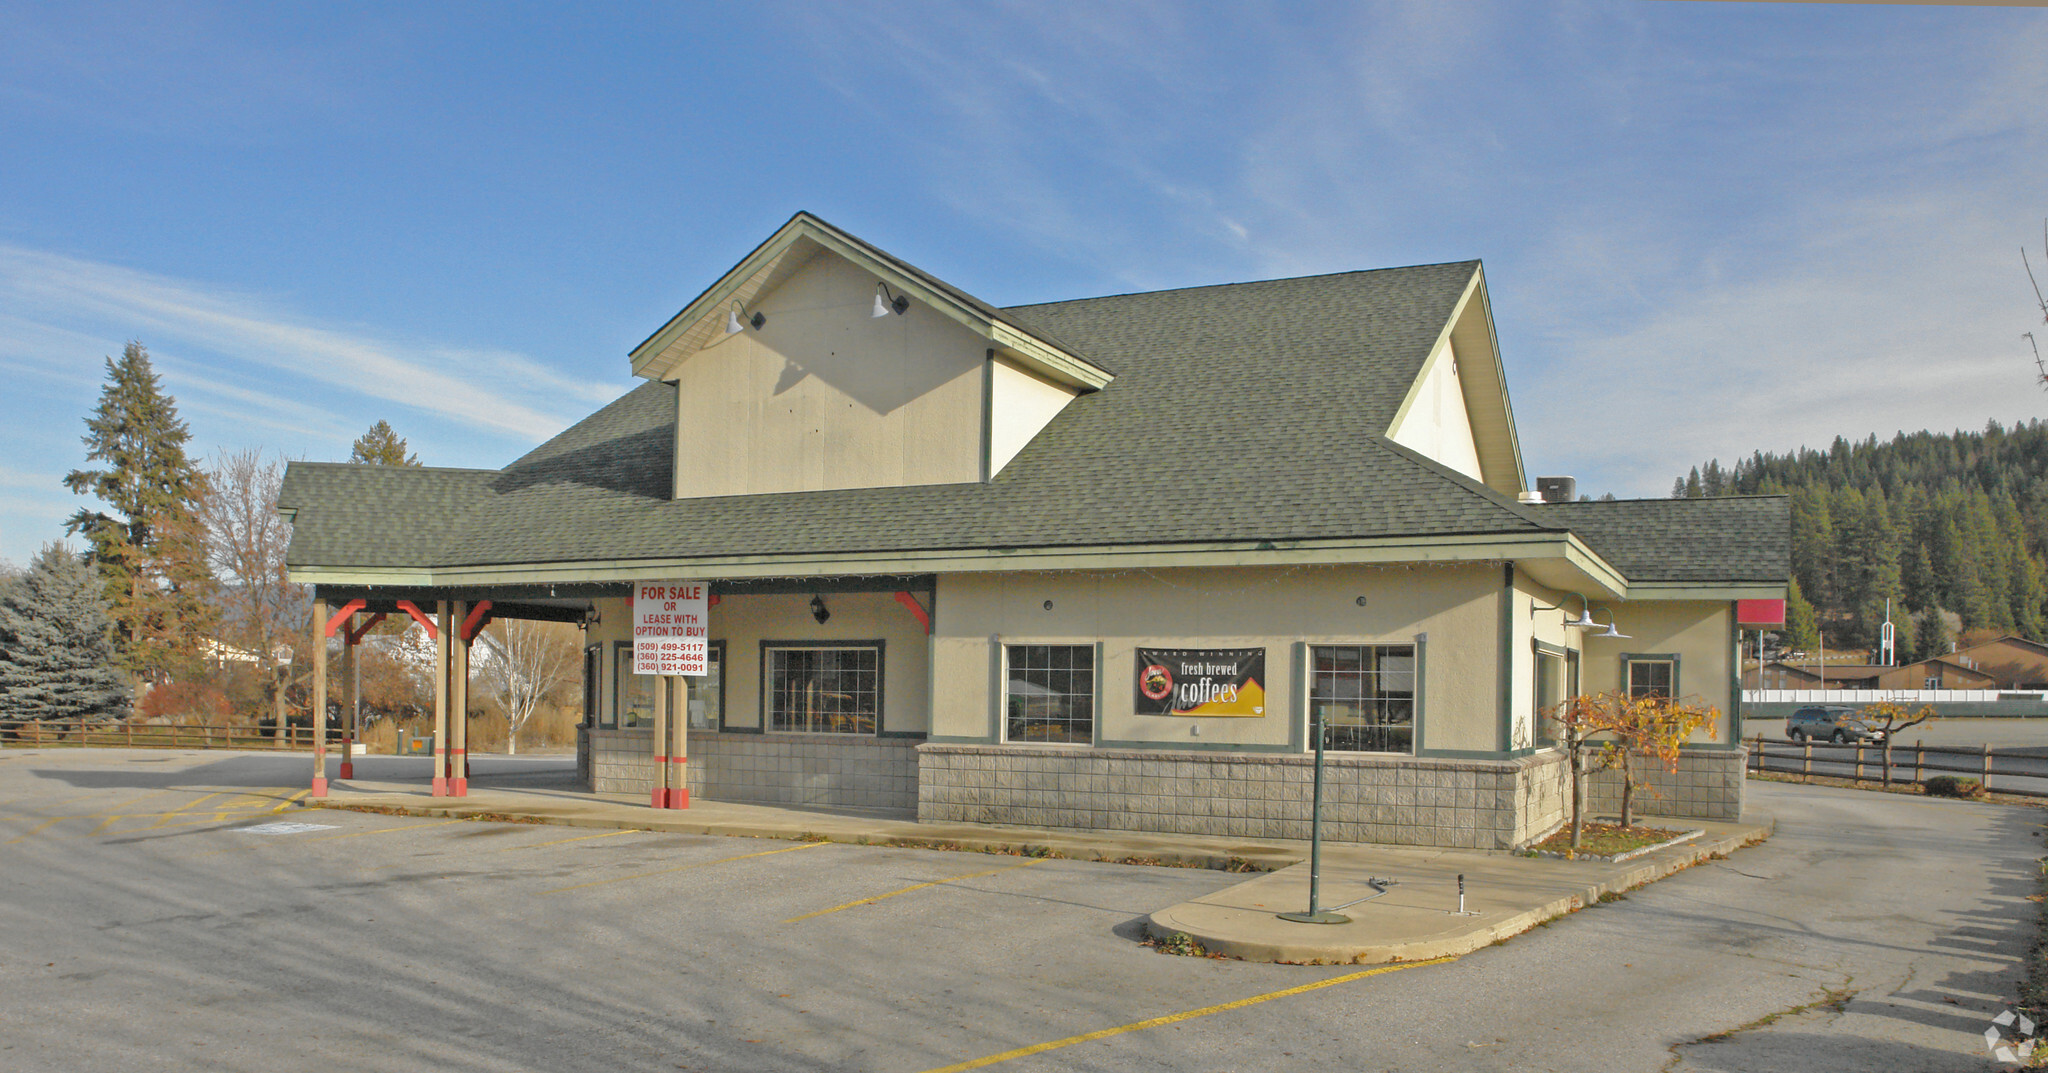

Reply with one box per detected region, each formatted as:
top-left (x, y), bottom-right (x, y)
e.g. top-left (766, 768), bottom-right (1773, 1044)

top-left (669, 251), bottom-right (988, 498)
top-left (929, 564), bottom-right (1502, 754)
top-left (1582, 600), bottom-right (1736, 744)
top-left (710, 591), bottom-right (932, 735)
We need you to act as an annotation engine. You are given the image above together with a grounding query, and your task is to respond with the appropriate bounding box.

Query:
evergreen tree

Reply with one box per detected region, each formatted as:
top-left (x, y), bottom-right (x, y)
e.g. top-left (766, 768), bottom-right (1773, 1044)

top-left (1914, 608), bottom-right (1952, 661)
top-left (62, 342), bottom-right (217, 682)
top-left (349, 421), bottom-right (420, 466)
top-left (1783, 578), bottom-right (1820, 653)
top-left (0, 544), bottom-right (129, 722)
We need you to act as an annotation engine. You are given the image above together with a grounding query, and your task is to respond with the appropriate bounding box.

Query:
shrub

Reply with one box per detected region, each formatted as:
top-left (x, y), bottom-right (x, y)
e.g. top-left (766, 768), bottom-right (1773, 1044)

top-left (1923, 776), bottom-right (1986, 799)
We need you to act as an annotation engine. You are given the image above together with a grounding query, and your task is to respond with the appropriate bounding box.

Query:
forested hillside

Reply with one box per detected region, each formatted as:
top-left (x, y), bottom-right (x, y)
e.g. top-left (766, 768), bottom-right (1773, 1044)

top-left (1674, 419), bottom-right (2048, 659)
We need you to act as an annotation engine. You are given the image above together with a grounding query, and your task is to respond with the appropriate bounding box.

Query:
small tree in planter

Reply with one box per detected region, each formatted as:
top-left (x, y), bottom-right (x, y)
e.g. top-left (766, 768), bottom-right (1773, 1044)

top-left (1853, 700), bottom-right (1936, 789)
top-left (1549, 691), bottom-right (1720, 851)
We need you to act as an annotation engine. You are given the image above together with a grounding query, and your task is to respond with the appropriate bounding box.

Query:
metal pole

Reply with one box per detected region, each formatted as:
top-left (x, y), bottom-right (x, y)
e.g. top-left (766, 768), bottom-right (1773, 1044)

top-left (1279, 707), bottom-right (1350, 925)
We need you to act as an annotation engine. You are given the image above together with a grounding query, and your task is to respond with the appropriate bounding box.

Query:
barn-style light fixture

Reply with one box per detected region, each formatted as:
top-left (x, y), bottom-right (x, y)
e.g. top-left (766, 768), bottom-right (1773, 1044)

top-left (872, 281), bottom-right (909, 318)
top-left (810, 595), bottom-right (830, 624)
top-left (1586, 609), bottom-right (1630, 640)
top-left (1532, 592), bottom-right (1599, 630)
top-left (726, 299), bottom-right (766, 334)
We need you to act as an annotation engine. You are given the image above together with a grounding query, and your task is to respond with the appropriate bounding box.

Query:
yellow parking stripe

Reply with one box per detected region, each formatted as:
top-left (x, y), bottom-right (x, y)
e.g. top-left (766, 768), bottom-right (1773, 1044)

top-left (498, 828), bottom-right (637, 852)
top-left (0, 817), bottom-right (65, 845)
top-left (916, 956), bottom-right (1457, 1073)
top-left (784, 859), bottom-right (1047, 923)
top-left (540, 840), bottom-right (825, 895)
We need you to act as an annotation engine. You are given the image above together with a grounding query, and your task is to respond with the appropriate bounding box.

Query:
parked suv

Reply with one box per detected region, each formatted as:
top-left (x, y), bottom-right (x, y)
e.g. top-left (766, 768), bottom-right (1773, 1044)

top-left (1785, 705), bottom-right (1885, 743)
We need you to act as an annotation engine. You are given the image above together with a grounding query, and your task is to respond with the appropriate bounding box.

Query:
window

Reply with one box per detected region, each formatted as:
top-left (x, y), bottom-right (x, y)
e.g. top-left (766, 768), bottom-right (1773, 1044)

top-left (614, 643), bottom-right (655, 729)
top-left (1005, 644), bottom-right (1095, 743)
top-left (1626, 658), bottom-right (1675, 700)
top-left (1924, 675), bottom-right (1940, 690)
top-left (765, 643), bottom-right (881, 734)
top-left (1309, 645), bottom-right (1416, 753)
top-left (584, 644), bottom-right (603, 728)
top-left (686, 642), bottom-right (725, 731)
top-left (1533, 646), bottom-right (1565, 747)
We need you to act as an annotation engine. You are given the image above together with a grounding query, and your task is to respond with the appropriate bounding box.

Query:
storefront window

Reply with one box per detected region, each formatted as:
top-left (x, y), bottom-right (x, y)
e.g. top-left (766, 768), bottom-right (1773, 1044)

top-left (686, 642), bottom-right (724, 730)
top-left (1005, 644), bottom-right (1094, 744)
top-left (1309, 644), bottom-right (1416, 753)
top-left (584, 644), bottom-right (604, 728)
top-left (614, 643), bottom-right (656, 729)
top-left (765, 644), bottom-right (880, 734)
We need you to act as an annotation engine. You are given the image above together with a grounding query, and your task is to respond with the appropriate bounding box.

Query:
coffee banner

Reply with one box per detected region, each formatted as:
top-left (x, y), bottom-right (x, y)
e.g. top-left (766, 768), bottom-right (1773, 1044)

top-left (1134, 648), bottom-right (1266, 717)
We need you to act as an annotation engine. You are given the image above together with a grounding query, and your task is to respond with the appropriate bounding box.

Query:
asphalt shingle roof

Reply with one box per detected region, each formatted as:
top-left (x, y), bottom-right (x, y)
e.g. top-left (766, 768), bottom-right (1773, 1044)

top-left (280, 253), bottom-right (1787, 586)
top-left (1535, 497), bottom-right (1790, 583)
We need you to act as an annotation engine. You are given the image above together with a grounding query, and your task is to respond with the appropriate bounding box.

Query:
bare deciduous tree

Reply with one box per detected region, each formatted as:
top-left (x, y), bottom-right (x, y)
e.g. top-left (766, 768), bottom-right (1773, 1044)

top-left (2027, 219), bottom-right (2047, 389)
top-left (196, 448), bottom-right (306, 728)
top-left (474, 619), bottom-right (579, 754)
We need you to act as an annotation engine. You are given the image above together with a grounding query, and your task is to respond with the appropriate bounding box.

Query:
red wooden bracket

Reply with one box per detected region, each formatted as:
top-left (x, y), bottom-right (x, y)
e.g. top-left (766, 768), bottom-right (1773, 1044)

top-left (344, 612), bottom-right (388, 646)
top-left (461, 600), bottom-right (495, 643)
top-left (708, 593), bottom-right (721, 607)
top-left (395, 600), bottom-right (438, 640)
top-left (323, 599), bottom-right (367, 638)
top-left (894, 591), bottom-right (931, 635)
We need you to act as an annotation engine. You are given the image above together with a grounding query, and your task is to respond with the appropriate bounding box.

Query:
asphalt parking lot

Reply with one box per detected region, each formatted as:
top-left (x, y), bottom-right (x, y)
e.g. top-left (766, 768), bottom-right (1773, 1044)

top-left (1, 748), bottom-right (2040, 1072)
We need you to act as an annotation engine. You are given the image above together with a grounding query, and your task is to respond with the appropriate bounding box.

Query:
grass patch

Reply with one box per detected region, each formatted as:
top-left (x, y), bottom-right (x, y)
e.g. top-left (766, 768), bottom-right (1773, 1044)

top-left (1530, 822), bottom-right (1686, 858)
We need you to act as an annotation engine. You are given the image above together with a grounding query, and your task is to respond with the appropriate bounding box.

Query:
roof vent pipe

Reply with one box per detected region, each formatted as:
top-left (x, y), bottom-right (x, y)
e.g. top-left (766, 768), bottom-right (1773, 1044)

top-left (1535, 476), bottom-right (1577, 503)
top-left (1516, 490), bottom-right (1545, 504)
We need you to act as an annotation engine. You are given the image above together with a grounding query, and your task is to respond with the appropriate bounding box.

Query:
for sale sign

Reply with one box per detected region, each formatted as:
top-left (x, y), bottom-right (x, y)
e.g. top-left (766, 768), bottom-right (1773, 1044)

top-left (634, 581), bottom-right (708, 676)
top-left (1134, 648), bottom-right (1266, 717)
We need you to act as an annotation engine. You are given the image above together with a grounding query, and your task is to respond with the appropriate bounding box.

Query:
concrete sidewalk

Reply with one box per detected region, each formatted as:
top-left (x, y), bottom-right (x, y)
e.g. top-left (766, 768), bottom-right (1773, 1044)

top-left (307, 774), bottom-right (1772, 964)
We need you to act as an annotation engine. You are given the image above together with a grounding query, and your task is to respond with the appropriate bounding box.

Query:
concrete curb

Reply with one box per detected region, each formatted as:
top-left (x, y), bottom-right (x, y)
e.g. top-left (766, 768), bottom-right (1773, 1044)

top-left (303, 796), bottom-right (1307, 872)
top-left (1145, 818), bottom-right (1775, 964)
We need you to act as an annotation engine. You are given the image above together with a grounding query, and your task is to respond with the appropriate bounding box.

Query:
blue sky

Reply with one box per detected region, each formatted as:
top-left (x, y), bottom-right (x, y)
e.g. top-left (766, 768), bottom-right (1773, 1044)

top-left (3, 1), bottom-right (2045, 568)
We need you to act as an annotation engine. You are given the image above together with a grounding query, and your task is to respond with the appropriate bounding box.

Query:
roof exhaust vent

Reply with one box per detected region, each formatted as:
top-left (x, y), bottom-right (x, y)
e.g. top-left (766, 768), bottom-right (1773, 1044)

top-left (1516, 490), bottom-right (1545, 504)
top-left (1535, 476), bottom-right (1577, 503)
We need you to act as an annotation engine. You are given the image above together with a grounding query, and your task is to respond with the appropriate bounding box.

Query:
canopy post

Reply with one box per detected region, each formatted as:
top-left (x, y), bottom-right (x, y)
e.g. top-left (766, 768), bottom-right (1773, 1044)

top-left (310, 597), bottom-right (329, 798)
top-left (432, 601), bottom-right (449, 796)
top-left (452, 600), bottom-right (470, 797)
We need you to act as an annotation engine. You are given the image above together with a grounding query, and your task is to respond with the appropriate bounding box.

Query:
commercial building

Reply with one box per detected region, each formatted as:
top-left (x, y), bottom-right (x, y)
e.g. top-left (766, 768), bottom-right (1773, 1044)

top-left (281, 212), bottom-right (1787, 849)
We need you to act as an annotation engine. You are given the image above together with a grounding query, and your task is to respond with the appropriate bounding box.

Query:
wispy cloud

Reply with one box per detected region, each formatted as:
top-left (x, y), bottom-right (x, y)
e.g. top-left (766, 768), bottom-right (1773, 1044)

top-left (0, 243), bottom-right (615, 440)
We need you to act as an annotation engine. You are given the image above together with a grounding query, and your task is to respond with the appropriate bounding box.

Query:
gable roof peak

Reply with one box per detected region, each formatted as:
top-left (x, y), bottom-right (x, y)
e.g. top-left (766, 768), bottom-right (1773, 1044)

top-left (628, 212), bottom-right (1112, 390)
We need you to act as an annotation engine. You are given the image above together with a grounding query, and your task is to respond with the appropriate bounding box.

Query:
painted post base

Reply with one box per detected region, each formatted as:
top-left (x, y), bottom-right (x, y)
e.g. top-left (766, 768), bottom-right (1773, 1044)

top-left (452, 778), bottom-right (468, 797)
top-left (310, 777), bottom-right (329, 798)
top-left (338, 762), bottom-right (354, 780)
top-left (651, 788), bottom-right (668, 808)
top-left (432, 776), bottom-right (447, 797)
top-left (667, 789), bottom-right (690, 809)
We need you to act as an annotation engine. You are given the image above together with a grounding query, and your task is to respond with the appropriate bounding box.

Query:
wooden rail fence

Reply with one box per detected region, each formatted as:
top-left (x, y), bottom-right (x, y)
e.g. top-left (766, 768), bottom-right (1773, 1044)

top-left (1748, 734), bottom-right (2042, 797)
top-left (0, 719), bottom-right (336, 751)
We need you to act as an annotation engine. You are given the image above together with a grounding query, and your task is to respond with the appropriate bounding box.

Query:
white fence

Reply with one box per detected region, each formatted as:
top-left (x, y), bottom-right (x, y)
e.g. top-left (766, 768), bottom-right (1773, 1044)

top-left (1744, 689), bottom-right (2047, 705)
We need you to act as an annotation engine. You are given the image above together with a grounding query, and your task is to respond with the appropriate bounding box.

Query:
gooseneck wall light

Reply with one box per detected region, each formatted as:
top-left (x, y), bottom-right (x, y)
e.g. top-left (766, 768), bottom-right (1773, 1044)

top-left (872, 281), bottom-right (910, 318)
top-left (1531, 592), bottom-right (1599, 630)
top-left (725, 299), bottom-right (767, 335)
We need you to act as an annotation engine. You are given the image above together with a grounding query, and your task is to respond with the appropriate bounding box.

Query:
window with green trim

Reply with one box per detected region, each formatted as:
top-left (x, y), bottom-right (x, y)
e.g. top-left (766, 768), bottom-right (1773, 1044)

top-left (1309, 644), bottom-right (1416, 753)
top-left (1004, 644), bottom-right (1094, 744)
top-left (1626, 658), bottom-right (1675, 700)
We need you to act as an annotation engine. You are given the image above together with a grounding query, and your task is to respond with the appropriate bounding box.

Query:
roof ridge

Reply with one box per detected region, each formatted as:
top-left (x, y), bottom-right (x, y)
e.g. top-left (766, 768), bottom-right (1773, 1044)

top-left (1001, 260), bottom-right (1482, 312)
top-left (287, 461), bottom-right (504, 476)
